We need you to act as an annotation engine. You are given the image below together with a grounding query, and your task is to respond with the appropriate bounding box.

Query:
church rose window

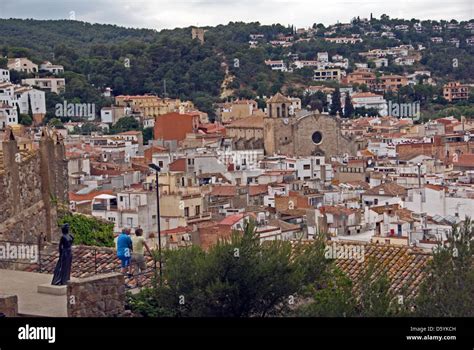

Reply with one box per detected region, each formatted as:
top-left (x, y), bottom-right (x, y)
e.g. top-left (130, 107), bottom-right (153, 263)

top-left (312, 131), bottom-right (323, 145)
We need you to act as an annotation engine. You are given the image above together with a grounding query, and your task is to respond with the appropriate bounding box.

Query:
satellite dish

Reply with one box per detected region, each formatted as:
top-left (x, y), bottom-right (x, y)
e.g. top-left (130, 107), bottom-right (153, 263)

top-left (283, 118), bottom-right (289, 125)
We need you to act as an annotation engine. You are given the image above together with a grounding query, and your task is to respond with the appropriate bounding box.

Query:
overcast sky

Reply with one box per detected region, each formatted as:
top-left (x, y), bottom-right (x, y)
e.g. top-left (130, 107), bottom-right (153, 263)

top-left (0, 0), bottom-right (472, 30)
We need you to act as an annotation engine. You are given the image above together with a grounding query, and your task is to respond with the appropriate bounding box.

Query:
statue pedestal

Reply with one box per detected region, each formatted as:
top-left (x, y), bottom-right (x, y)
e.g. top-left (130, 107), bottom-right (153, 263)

top-left (37, 284), bottom-right (67, 296)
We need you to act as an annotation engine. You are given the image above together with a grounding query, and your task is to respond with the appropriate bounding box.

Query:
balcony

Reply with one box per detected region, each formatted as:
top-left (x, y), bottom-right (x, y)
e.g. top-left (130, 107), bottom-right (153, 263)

top-left (92, 203), bottom-right (118, 211)
top-left (186, 212), bottom-right (212, 223)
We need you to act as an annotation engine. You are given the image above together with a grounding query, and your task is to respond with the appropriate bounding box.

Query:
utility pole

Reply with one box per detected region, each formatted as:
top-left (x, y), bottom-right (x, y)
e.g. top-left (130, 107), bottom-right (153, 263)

top-left (148, 163), bottom-right (162, 285)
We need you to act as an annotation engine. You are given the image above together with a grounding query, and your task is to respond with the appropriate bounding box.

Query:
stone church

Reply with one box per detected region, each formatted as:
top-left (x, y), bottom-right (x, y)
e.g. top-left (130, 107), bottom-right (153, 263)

top-left (263, 93), bottom-right (358, 159)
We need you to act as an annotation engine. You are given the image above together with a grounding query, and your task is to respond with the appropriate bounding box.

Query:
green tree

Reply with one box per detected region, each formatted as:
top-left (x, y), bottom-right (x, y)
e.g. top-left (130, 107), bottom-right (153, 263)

top-left (18, 114), bottom-right (33, 126)
top-left (297, 266), bottom-right (356, 317)
top-left (48, 117), bottom-right (64, 129)
top-left (142, 127), bottom-right (154, 145)
top-left (330, 87), bottom-right (342, 116)
top-left (357, 262), bottom-right (404, 317)
top-left (110, 116), bottom-right (140, 134)
top-left (343, 94), bottom-right (354, 118)
top-left (129, 221), bottom-right (328, 317)
top-left (415, 219), bottom-right (474, 317)
top-left (59, 213), bottom-right (115, 247)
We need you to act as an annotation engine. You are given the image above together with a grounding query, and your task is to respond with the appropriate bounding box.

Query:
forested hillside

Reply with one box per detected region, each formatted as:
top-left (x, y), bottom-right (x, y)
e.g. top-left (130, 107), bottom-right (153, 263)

top-left (1, 17), bottom-right (473, 119)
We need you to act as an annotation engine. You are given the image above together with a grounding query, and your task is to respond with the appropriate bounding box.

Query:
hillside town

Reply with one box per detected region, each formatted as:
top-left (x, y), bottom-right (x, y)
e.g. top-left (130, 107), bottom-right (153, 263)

top-left (0, 13), bottom-right (472, 322)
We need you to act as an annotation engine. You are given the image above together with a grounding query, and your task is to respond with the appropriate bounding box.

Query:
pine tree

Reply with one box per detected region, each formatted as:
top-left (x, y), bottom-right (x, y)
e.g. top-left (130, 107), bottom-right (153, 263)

top-left (415, 219), bottom-right (474, 317)
top-left (344, 94), bottom-right (354, 118)
top-left (330, 88), bottom-right (342, 116)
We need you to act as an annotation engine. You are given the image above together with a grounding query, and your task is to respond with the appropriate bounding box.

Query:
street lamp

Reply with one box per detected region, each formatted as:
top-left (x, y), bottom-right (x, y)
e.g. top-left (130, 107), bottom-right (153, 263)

top-left (148, 163), bottom-right (162, 285)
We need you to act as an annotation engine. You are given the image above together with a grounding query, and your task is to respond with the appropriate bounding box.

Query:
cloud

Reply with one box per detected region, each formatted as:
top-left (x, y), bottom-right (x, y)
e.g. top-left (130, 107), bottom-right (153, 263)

top-left (0, 0), bottom-right (472, 30)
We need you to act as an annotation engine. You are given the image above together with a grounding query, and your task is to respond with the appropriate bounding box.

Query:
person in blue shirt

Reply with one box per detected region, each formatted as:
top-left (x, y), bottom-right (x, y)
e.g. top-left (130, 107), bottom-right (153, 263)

top-left (116, 228), bottom-right (133, 275)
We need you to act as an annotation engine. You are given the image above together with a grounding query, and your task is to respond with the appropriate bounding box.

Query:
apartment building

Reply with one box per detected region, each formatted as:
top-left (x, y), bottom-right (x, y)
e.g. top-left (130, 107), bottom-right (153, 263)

top-left (443, 82), bottom-right (469, 102)
top-left (21, 78), bottom-right (66, 94)
top-left (313, 68), bottom-right (342, 82)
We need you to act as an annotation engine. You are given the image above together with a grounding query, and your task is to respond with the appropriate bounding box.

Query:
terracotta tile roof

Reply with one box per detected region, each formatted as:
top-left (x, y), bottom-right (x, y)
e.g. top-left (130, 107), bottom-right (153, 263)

top-left (334, 241), bottom-right (430, 296)
top-left (219, 213), bottom-right (246, 226)
top-left (211, 185), bottom-right (237, 197)
top-left (161, 226), bottom-right (192, 236)
top-left (370, 203), bottom-right (401, 214)
top-left (351, 92), bottom-right (384, 99)
top-left (365, 182), bottom-right (407, 197)
top-left (293, 240), bottom-right (431, 297)
top-left (69, 190), bottom-right (115, 202)
top-left (248, 184), bottom-right (268, 196)
top-left (267, 92), bottom-right (292, 104)
top-left (319, 206), bottom-right (358, 216)
top-left (21, 245), bottom-right (157, 288)
top-left (267, 219), bottom-right (300, 232)
top-left (454, 154), bottom-right (474, 167)
top-left (169, 158), bottom-right (186, 172)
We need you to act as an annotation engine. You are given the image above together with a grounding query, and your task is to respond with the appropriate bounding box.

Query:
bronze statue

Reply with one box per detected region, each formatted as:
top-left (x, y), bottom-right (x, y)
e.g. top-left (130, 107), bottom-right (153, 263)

top-left (51, 223), bottom-right (74, 286)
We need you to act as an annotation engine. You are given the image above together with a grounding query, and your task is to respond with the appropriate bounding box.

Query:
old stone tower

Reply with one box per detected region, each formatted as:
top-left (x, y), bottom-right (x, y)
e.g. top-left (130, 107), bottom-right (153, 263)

top-left (0, 127), bottom-right (68, 243)
top-left (191, 27), bottom-right (205, 44)
top-left (263, 93), bottom-right (358, 159)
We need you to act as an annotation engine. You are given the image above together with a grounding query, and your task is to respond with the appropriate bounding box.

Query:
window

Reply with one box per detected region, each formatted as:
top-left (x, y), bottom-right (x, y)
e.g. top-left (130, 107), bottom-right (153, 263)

top-left (195, 205), bottom-right (200, 216)
top-left (127, 218), bottom-right (133, 227)
top-left (184, 207), bottom-right (189, 217)
top-left (311, 131), bottom-right (323, 145)
top-left (303, 164), bottom-right (310, 170)
top-left (158, 161), bottom-right (163, 167)
top-left (374, 198), bottom-right (379, 205)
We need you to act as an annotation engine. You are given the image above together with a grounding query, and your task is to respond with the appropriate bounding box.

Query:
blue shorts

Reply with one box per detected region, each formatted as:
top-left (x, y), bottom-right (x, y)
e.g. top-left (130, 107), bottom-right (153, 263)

top-left (118, 256), bottom-right (131, 268)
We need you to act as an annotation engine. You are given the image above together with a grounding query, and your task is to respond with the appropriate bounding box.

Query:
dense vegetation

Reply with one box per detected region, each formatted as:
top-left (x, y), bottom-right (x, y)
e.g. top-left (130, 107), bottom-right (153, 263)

top-left (128, 219), bottom-right (473, 317)
top-left (1, 17), bottom-right (473, 121)
top-left (59, 213), bottom-right (115, 247)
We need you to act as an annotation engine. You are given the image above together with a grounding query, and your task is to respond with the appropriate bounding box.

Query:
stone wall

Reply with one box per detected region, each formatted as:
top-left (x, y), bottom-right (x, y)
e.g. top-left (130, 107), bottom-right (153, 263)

top-left (0, 129), bottom-right (68, 243)
top-left (67, 273), bottom-right (126, 317)
top-left (0, 294), bottom-right (18, 317)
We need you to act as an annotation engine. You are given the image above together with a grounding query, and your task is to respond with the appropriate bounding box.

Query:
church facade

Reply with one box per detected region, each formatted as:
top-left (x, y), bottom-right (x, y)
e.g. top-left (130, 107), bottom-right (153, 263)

top-left (263, 93), bottom-right (358, 159)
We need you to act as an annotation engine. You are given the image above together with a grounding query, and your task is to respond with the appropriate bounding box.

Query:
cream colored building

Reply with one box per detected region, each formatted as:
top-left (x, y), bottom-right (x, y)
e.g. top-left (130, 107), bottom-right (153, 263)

top-left (7, 58), bottom-right (38, 74)
top-left (21, 78), bottom-right (66, 94)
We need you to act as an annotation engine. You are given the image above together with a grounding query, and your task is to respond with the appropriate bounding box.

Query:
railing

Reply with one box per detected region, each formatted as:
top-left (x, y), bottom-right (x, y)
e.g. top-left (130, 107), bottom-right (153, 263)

top-left (0, 235), bottom-right (159, 289)
top-left (92, 204), bottom-right (107, 211)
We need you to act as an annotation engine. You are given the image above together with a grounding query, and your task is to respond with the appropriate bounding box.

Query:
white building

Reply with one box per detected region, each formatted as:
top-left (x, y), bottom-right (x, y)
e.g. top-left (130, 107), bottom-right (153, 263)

top-left (373, 58), bottom-right (388, 68)
top-left (317, 52), bottom-right (329, 62)
top-left (350, 92), bottom-right (388, 116)
top-left (0, 82), bottom-right (46, 124)
top-left (14, 86), bottom-right (46, 116)
top-left (40, 61), bottom-right (64, 75)
top-left (91, 190), bottom-right (158, 236)
top-left (293, 60), bottom-right (319, 69)
top-left (404, 185), bottom-right (474, 219)
top-left (264, 60), bottom-right (288, 72)
top-left (21, 78), bottom-right (66, 94)
top-left (0, 69), bottom-right (10, 82)
top-left (0, 104), bottom-right (18, 129)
